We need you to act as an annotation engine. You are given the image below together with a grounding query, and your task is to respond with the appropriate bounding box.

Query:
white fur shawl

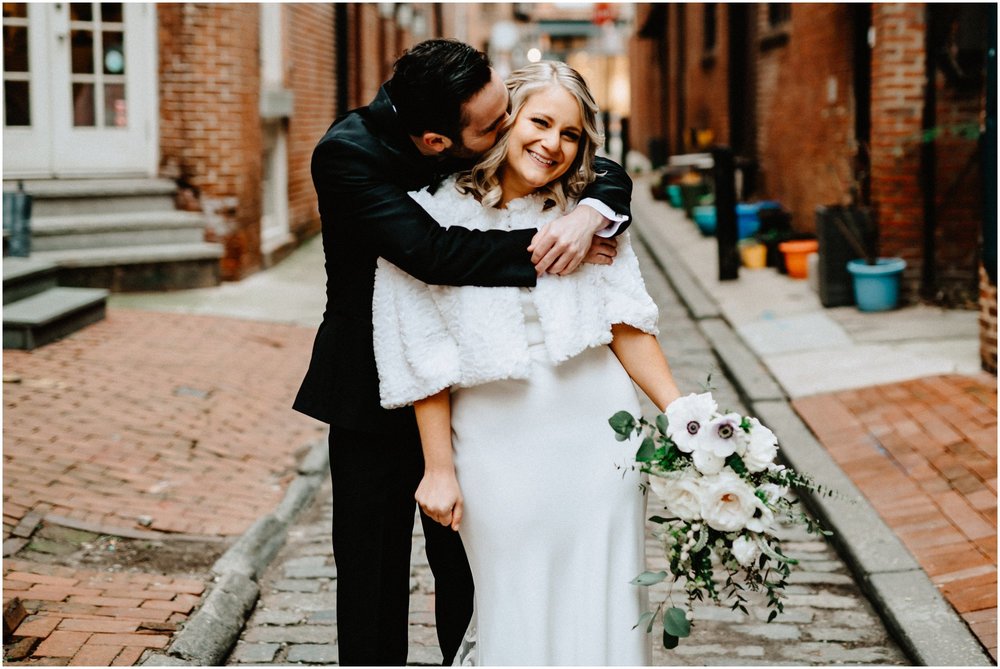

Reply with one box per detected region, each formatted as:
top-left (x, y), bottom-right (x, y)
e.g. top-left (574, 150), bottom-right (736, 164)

top-left (372, 178), bottom-right (659, 409)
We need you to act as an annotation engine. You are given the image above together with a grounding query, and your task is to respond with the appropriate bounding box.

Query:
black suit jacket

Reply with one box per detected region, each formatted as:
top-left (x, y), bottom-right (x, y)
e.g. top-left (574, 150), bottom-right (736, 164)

top-left (293, 85), bottom-right (633, 434)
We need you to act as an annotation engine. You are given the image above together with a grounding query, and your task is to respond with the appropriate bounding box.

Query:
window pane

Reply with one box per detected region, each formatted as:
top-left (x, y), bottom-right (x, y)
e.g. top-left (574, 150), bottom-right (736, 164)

top-left (101, 3), bottom-right (122, 23)
top-left (72, 82), bottom-right (95, 126)
top-left (70, 2), bottom-right (93, 22)
top-left (3, 25), bottom-right (28, 72)
top-left (103, 31), bottom-right (124, 74)
top-left (71, 29), bottom-right (94, 73)
top-left (4, 80), bottom-right (29, 125)
top-left (104, 83), bottom-right (125, 127)
top-left (3, 3), bottom-right (27, 19)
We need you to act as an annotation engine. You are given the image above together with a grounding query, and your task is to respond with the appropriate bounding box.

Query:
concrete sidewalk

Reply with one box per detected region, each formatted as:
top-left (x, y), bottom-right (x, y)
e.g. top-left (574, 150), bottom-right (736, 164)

top-left (630, 175), bottom-right (996, 664)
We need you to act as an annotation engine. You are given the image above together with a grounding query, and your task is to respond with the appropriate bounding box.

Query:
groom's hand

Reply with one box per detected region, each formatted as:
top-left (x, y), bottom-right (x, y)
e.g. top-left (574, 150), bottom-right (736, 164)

top-left (529, 204), bottom-right (609, 276)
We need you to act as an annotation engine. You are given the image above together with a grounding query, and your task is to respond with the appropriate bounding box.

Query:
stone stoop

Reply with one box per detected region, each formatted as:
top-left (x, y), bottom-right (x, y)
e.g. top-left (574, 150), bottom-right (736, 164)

top-left (3, 178), bottom-right (224, 292)
top-left (2, 257), bottom-right (108, 350)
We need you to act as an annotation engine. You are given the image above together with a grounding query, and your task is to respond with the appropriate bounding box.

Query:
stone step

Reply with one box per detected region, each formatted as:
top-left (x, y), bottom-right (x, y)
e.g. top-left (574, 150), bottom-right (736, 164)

top-left (2, 257), bottom-right (60, 305)
top-left (31, 211), bottom-right (208, 251)
top-left (32, 242), bottom-right (224, 292)
top-left (3, 286), bottom-right (109, 350)
top-left (3, 178), bottom-right (179, 217)
top-left (33, 242), bottom-right (224, 267)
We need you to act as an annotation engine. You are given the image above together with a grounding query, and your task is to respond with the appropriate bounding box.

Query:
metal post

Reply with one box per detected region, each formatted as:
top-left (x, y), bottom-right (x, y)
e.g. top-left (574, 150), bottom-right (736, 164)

top-left (713, 146), bottom-right (739, 281)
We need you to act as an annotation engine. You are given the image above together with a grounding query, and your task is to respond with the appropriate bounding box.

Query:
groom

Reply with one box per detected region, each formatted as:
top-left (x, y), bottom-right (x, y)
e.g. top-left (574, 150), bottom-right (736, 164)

top-left (293, 39), bottom-right (633, 665)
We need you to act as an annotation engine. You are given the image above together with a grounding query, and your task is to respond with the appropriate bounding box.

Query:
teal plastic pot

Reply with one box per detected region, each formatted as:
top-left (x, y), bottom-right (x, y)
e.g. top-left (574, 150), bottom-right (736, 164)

top-left (693, 205), bottom-right (716, 236)
top-left (667, 184), bottom-right (683, 208)
top-left (846, 258), bottom-right (907, 311)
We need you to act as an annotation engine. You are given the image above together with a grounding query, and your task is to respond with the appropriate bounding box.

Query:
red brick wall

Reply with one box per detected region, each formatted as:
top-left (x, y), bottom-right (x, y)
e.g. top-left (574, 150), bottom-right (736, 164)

top-left (158, 4), bottom-right (263, 280)
top-left (665, 4), bottom-right (684, 154)
top-left (869, 3), bottom-right (926, 300)
top-left (981, 266), bottom-right (998, 374)
top-left (929, 58), bottom-right (984, 302)
top-left (628, 5), bottom-right (668, 163)
top-left (755, 4), bottom-right (856, 233)
top-left (682, 4), bottom-right (730, 149)
top-left (285, 4), bottom-right (336, 241)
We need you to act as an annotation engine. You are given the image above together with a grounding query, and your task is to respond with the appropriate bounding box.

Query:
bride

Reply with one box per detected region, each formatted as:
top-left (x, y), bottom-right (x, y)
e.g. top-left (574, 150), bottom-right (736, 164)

top-left (372, 61), bottom-right (682, 665)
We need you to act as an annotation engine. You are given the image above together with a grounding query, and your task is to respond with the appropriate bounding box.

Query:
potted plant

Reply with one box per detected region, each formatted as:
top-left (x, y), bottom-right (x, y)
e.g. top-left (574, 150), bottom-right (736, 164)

top-left (837, 209), bottom-right (906, 311)
top-left (818, 147), bottom-right (906, 311)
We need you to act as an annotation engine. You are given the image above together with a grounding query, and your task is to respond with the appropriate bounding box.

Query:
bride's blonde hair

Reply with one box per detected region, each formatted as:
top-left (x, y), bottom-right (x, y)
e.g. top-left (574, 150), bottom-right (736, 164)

top-left (456, 61), bottom-right (603, 211)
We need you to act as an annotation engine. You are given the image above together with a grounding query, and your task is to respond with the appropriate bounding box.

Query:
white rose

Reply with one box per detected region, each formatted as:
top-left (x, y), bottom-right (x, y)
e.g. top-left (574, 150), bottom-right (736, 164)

top-left (665, 393), bottom-right (718, 453)
top-left (696, 413), bottom-right (747, 459)
top-left (731, 535), bottom-right (761, 567)
top-left (650, 473), bottom-right (703, 521)
top-left (700, 471), bottom-right (759, 532)
top-left (743, 418), bottom-right (778, 472)
top-left (692, 447), bottom-right (725, 475)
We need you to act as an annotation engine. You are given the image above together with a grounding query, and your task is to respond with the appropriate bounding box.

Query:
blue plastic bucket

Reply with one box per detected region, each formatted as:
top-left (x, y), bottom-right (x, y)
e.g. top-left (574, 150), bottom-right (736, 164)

top-left (736, 203), bottom-right (760, 238)
top-left (846, 258), bottom-right (907, 311)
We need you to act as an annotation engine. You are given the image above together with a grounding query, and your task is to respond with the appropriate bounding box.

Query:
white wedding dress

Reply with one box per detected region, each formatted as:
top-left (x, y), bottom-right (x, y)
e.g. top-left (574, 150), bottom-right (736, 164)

top-left (450, 292), bottom-right (650, 665)
top-left (372, 180), bottom-right (655, 665)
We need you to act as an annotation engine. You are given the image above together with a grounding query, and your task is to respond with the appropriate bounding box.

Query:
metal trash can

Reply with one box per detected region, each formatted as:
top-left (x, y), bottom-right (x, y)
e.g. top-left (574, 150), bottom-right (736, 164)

top-left (3, 182), bottom-right (32, 257)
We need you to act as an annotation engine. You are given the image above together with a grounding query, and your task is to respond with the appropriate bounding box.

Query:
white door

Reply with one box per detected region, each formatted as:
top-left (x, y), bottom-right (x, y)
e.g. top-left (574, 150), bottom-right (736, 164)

top-left (3, 2), bottom-right (157, 178)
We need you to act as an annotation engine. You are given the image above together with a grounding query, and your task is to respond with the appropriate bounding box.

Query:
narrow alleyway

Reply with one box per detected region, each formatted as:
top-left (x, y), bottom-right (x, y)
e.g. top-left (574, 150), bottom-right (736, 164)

top-left (223, 239), bottom-right (910, 666)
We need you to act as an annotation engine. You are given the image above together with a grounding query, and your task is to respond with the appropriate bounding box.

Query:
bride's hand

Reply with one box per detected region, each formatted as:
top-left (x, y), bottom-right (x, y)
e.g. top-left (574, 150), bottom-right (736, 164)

top-left (416, 469), bottom-right (464, 531)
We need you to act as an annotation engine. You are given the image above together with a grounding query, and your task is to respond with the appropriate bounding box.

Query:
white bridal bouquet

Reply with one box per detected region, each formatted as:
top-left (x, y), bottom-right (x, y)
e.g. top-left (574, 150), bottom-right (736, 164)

top-left (609, 391), bottom-right (830, 649)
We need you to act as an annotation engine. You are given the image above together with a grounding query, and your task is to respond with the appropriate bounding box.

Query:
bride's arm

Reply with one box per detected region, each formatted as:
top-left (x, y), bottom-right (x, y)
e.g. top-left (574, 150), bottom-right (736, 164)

top-left (413, 388), bottom-right (463, 531)
top-left (609, 323), bottom-right (682, 412)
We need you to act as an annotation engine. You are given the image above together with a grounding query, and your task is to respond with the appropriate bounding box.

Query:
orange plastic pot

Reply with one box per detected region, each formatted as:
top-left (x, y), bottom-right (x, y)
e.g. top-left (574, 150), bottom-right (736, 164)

top-left (778, 240), bottom-right (819, 279)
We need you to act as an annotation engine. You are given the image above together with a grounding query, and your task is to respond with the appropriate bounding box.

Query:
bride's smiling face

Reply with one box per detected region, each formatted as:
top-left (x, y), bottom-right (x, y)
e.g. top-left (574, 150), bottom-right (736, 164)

top-left (501, 84), bottom-right (583, 201)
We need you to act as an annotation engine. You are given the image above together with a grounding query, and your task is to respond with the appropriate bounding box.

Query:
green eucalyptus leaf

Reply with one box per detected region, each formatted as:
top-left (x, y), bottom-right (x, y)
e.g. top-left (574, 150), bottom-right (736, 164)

top-left (663, 607), bottom-right (691, 638)
top-left (609, 411), bottom-right (636, 437)
top-left (655, 413), bottom-right (669, 436)
top-left (636, 436), bottom-right (656, 462)
top-left (662, 631), bottom-right (679, 650)
top-left (634, 610), bottom-right (655, 633)
top-left (631, 570), bottom-right (669, 586)
top-left (648, 515), bottom-right (672, 524)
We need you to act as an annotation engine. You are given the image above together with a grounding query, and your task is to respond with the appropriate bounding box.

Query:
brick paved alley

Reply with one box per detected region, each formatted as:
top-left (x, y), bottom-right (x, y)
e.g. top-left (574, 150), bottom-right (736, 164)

top-left (3, 309), bottom-right (326, 664)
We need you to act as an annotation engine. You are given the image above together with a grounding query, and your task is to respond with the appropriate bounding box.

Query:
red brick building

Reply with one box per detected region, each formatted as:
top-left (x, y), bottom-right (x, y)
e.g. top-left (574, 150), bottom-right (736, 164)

top-left (629, 3), bottom-right (996, 372)
top-left (2, 3), bottom-right (452, 286)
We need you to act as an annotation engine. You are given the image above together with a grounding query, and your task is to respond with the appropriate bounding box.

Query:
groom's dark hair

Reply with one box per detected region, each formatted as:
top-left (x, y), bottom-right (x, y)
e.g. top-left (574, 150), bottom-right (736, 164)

top-left (389, 39), bottom-right (493, 142)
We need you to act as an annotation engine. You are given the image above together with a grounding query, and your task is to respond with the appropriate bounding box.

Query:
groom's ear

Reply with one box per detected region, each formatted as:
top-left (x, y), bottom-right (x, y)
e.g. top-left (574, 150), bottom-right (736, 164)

top-left (417, 132), bottom-right (453, 155)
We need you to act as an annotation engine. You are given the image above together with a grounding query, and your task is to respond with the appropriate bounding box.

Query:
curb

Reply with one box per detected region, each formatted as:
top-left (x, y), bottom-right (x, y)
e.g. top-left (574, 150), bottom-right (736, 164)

top-left (631, 191), bottom-right (992, 666)
top-left (141, 437), bottom-right (330, 666)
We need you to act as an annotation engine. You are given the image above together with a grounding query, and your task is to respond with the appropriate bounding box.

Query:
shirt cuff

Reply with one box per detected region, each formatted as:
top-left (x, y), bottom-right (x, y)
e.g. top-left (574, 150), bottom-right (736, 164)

top-left (579, 198), bottom-right (629, 237)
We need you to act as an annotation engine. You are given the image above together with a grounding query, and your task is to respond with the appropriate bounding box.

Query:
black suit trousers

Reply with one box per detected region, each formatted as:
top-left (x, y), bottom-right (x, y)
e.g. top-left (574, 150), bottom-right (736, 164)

top-left (328, 426), bottom-right (474, 666)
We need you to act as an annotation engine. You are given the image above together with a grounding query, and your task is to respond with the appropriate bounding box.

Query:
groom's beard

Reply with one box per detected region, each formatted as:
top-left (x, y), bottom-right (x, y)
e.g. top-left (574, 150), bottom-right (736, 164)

top-left (442, 139), bottom-right (481, 161)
